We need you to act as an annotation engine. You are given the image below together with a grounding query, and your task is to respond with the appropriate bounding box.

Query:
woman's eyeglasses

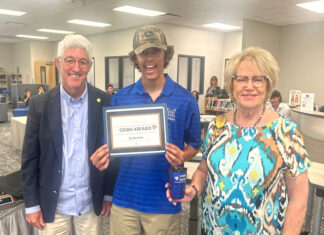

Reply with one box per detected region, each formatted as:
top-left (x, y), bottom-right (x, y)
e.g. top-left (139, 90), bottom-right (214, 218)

top-left (232, 75), bottom-right (268, 87)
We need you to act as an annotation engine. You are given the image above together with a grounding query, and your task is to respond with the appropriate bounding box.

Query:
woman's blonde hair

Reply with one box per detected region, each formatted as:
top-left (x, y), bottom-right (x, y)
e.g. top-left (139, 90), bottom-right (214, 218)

top-left (224, 47), bottom-right (280, 102)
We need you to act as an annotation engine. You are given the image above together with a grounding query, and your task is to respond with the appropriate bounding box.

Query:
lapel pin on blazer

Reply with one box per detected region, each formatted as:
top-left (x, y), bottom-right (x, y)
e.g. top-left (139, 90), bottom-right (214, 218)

top-left (97, 98), bottom-right (101, 103)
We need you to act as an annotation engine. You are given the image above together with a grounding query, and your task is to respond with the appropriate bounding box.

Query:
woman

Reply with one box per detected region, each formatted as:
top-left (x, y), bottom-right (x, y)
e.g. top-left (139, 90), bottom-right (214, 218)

top-left (205, 75), bottom-right (221, 97)
top-left (167, 47), bottom-right (310, 235)
top-left (268, 90), bottom-right (291, 120)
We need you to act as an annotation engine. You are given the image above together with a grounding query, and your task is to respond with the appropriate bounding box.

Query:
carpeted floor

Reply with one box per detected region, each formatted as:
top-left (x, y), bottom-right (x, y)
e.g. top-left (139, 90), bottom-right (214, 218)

top-left (1, 107), bottom-right (323, 235)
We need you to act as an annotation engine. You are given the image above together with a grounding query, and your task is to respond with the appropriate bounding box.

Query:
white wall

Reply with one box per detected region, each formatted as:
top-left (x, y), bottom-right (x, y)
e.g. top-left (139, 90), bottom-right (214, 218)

top-left (242, 19), bottom-right (324, 105)
top-left (88, 29), bottom-right (135, 90)
top-left (4, 41), bottom-right (57, 84)
top-left (222, 31), bottom-right (243, 86)
top-left (30, 41), bottom-right (57, 83)
top-left (161, 24), bottom-right (225, 87)
top-left (279, 22), bottom-right (324, 105)
top-left (159, 24), bottom-right (227, 112)
top-left (0, 43), bottom-right (14, 73)
top-left (13, 41), bottom-right (32, 83)
top-left (242, 19), bottom-right (280, 60)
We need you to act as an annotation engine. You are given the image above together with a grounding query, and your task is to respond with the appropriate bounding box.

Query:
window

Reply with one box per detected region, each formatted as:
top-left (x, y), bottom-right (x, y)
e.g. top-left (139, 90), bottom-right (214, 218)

top-left (177, 55), bottom-right (205, 93)
top-left (105, 56), bottom-right (134, 90)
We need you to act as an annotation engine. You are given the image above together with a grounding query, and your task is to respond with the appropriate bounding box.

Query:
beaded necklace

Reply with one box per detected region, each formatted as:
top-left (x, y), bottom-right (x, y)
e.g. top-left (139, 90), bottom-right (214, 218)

top-left (233, 106), bottom-right (265, 128)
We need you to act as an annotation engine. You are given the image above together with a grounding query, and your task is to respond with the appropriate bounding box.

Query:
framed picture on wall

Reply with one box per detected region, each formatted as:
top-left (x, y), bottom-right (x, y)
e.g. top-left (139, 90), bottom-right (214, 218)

top-left (288, 90), bottom-right (301, 106)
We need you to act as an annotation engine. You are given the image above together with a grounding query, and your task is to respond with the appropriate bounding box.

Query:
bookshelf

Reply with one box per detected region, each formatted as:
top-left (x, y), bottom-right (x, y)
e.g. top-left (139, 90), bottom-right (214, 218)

top-left (0, 74), bottom-right (22, 104)
top-left (0, 74), bottom-right (22, 90)
top-left (0, 74), bottom-right (7, 89)
top-left (204, 97), bottom-right (234, 115)
top-left (8, 74), bottom-right (22, 88)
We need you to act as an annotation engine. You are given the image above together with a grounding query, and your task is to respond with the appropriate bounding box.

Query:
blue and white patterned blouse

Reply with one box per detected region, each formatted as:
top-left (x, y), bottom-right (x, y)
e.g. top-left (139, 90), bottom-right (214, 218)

top-left (201, 115), bottom-right (310, 235)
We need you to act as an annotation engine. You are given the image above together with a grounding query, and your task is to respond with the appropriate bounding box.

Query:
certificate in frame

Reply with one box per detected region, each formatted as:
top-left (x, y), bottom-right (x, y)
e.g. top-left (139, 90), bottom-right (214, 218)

top-left (103, 104), bottom-right (168, 157)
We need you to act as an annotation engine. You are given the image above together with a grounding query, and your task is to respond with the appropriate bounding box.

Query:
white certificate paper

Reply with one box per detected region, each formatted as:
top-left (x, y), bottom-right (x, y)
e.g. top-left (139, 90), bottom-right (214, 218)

top-left (300, 93), bottom-right (315, 112)
top-left (111, 113), bottom-right (161, 149)
top-left (103, 104), bottom-right (168, 157)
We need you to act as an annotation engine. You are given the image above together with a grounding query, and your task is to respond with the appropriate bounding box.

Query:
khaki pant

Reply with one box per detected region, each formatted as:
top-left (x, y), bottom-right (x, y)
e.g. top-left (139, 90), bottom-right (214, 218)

top-left (39, 210), bottom-right (102, 235)
top-left (110, 204), bottom-right (180, 235)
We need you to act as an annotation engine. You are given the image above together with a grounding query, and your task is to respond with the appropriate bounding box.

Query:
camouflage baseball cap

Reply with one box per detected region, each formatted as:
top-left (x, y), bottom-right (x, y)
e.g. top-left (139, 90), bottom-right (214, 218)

top-left (133, 25), bottom-right (168, 54)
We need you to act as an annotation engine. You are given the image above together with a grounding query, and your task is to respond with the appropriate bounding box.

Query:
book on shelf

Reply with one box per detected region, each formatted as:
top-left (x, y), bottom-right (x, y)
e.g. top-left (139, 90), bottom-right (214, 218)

top-left (205, 98), bottom-right (234, 111)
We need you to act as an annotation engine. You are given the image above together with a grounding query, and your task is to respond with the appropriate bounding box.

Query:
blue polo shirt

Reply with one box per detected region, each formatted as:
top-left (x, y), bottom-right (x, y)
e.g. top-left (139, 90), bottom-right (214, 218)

top-left (110, 74), bottom-right (201, 214)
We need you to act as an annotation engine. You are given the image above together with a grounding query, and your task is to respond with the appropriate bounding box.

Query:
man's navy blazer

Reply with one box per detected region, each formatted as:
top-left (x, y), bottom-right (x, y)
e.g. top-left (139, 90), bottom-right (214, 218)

top-left (21, 83), bottom-right (118, 222)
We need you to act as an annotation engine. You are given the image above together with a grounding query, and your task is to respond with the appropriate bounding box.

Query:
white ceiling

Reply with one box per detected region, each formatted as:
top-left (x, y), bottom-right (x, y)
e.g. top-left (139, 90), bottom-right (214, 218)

top-left (0, 0), bottom-right (323, 43)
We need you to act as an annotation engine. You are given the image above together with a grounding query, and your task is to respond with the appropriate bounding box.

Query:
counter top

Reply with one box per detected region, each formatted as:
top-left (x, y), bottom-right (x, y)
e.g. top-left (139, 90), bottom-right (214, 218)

top-left (292, 107), bottom-right (324, 118)
top-left (292, 108), bottom-right (324, 141)
top-left (309, 161), bottom-right (324, 189)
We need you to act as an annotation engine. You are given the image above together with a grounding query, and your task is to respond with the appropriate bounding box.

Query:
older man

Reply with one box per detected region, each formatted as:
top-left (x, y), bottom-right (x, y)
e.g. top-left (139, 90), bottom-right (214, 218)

top-left (21, 34), bottom-right (117, 235)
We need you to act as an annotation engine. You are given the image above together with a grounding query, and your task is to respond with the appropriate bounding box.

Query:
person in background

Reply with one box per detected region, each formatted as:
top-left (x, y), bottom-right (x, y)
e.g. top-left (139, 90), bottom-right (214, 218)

top-left (23, 88), bottom-right (31, 106)
top-left (91, 25), bottom-right (201, 235)
top-left (268, 89), bottom-right (291, 120)
top-left (167, 47), bottom-right (310, 235)
top-left (37, 85), bottom-right (45, 95)
top-left (21, 34), bottom-right (118, 235)
top-left (192, 90), bottom-right (199, 101)
top-left (106, 84), bottom-right (116, 95)
top-left (205, 75), bottom-right (221, 97)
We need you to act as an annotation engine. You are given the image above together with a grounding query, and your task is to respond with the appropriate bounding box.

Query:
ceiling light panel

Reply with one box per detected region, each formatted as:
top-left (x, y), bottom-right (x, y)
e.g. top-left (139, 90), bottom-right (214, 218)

top-left (67, 19), bottom-right (111, 27)
top-left (16, 34), bottom-right (48, 40)
top-left (38, 29), bottom-right (74, 34)
top-left (297, 1), bottom-right (324, 13)
top-left (203, 23), bottom-right (240, 30)
top-left (0, 9), bottom-right (26, 16)
top-left (113, 5), bottom-right (166, 16)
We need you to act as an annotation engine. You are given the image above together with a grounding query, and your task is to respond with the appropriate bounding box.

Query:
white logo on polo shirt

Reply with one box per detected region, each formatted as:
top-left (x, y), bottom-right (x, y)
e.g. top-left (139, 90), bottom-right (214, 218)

top-left (167, 107), bottom-right (176, 121)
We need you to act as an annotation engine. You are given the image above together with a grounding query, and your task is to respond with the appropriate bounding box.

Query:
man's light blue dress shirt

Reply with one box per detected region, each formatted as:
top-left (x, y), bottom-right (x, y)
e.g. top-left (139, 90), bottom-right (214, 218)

top-left (26, 84), bottom-right (93, 216)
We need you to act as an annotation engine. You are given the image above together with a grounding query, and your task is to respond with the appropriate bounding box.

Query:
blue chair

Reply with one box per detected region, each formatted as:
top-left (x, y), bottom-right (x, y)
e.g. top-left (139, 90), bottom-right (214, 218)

top-left (0, 89), bottom-right (10, 94)
top-left (13, 108), bottom-right (28, 117)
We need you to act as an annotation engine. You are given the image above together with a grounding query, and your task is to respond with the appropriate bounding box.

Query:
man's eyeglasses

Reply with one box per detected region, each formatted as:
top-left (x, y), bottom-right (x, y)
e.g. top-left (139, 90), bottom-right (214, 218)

top-left (232, 75), bottom-right (268, 87)
top-left (61, 57), bottom-right (91, 69)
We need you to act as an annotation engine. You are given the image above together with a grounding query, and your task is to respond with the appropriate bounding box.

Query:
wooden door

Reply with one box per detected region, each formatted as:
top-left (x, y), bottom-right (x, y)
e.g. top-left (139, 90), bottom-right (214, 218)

top-left (35, 61), bottom-right (56, 88)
